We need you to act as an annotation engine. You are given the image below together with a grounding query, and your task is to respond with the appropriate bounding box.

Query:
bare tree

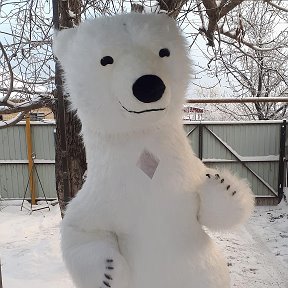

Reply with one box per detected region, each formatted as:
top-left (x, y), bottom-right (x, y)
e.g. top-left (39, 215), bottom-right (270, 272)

top-left (2, 0), bottom-right (288, 124)
top-left (0, 0), bottom-right (54, 126)
top-left (189, 0), bottom-right (288, 120)
top-left (1, 0), bottom-right (287, 212)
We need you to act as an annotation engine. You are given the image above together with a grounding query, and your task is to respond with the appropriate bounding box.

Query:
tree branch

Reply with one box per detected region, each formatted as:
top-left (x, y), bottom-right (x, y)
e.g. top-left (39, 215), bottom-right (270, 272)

top-left (0, 112), bottom-right (26, 129)
top-left (0, 41), bottom-right (14, 102)
top-left (219, 0), bottom-right (245, 18)
top-left (219, 27), bottom-right (286, 51)
top-left (0, 87), bottom-right (53, 96)
top-left (0, 96), bottom-right (53, 114)
top-left (157, 0), bottom-right (189, 18)
top-left (263, 0), bottom-right (288, 13)
top-left (201, 0), bottom-right (218, 45)
top-left (201, 0), bottom-right (245, 46)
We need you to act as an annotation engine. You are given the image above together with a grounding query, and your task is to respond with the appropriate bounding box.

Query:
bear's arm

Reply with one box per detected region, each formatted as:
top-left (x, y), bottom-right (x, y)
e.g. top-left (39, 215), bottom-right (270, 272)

top-left (197, 168), bottom-right (254, 230)
top-left (61, 223), bottom-right (129, 288)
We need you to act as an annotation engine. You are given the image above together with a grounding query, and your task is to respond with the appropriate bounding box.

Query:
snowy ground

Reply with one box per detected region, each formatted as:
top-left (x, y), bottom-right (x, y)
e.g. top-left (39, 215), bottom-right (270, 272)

top-left (0, 198), bottom-right (288, 288)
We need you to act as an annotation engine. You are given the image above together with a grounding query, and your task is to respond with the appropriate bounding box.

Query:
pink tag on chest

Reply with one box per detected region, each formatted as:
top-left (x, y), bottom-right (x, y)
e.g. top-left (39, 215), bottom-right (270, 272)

top-left (136, 149), bottom-right (160, 179)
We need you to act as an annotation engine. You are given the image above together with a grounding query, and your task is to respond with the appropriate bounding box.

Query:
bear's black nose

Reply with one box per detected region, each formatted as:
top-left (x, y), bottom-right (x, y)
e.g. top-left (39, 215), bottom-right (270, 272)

top-left (132, 75), bottom-right (165, 103)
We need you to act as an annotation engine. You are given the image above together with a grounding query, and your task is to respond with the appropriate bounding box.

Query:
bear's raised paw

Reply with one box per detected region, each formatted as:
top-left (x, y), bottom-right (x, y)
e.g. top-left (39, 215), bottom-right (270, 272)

top-left (205, 173), bottom-right (237, 197)
top-left (198, 169), bottom-right (254, 229)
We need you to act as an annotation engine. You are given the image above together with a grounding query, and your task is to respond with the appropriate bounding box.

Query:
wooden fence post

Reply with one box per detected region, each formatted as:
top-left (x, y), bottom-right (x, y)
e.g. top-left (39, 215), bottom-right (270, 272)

top-left (25, 113), bottom-right (36, 205)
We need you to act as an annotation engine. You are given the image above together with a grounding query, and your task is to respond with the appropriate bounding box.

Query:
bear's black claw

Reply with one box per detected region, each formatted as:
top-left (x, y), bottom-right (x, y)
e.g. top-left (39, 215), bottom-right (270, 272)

top-left (232, 191), bottom-right (236, 196)
top-left (206, 174), bottom-right (211, 178)
top-left (226, 185), bottom-right (230, 190)
top-left (103, 281), bottom-right (111, 287)
top-left (105, 274), bottom-right (113, 280)
top-left (220, 179), bottom-right (224, 183)
top-left (106, 259), bottom-right (114, 270)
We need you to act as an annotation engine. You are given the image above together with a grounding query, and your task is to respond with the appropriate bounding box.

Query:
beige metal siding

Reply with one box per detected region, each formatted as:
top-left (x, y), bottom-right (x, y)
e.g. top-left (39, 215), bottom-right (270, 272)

top-left (0, 120), bottom-right (283, 200)
top-left (185, 121), bottom-right (281, 198)
top-left (0, 122), bottom-right (56, 199)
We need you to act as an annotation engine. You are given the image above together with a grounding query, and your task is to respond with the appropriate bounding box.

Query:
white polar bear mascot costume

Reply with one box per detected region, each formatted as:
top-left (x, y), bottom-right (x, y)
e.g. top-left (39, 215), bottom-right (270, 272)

top-left (53, 13), bottom-right (254, 288)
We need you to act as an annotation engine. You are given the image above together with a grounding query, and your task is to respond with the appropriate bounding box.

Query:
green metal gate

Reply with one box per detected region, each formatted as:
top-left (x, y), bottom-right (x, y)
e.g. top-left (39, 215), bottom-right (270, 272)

top-left (184, 120), bottom-right (286, 205)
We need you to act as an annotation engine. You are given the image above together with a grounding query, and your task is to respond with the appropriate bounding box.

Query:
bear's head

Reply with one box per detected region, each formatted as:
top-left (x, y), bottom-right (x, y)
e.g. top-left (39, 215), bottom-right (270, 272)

top-left (53, 13), bottom-right (190, 135)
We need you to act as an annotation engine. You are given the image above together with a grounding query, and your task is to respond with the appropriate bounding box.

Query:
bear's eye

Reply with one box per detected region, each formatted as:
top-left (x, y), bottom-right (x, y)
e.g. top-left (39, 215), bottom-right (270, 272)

top-left (100, 56), bottom-right (114, 66)
top-left (159, 48), bottom-right (170, 58)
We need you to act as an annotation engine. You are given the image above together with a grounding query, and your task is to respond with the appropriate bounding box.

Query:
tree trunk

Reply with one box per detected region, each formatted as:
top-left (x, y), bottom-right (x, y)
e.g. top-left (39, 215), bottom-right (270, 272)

top-left (254, 55), bottom-right (266, 120)
top-left (52, 0), bottom-right (86, 216)
top-left (53, 98), bottom-right (87, 215)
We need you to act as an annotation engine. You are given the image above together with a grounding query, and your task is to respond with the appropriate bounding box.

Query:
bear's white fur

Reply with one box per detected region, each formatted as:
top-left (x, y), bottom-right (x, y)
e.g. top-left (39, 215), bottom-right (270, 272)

top-left (53, 13), bottom-right (254, 288)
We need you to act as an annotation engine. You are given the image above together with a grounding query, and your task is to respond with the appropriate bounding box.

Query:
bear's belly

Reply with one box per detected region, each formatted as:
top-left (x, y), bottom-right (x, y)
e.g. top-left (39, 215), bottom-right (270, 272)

top-left (119, 226), bottom-right (230, 288)
top-left (74, 153), bottom-right (230, 288)
top-left (108, 172), bottom-right (200, 235)
top-left (112, 184), bottom-right (230, 288)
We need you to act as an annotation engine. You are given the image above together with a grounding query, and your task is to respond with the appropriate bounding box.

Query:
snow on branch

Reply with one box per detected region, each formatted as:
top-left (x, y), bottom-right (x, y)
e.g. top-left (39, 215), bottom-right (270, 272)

top-left (219, 28), bottom-right (287, 52)
top-left (199, 0), bottom-right (287, 50)
top-left (0, 112), bottom-right (26, 128)
top-left (0, 95), bottom-right (52, 115)
top-left (0, 5), bottom-right (54, 128)
top-left (0, 39), bottom-right (53, 120)
top-left (1, 0), bottom-right (287, 123)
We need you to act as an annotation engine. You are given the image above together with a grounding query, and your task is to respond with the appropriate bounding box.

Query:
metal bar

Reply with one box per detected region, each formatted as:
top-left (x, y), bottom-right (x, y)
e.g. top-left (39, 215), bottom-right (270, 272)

top-left (277, 120), bottom-right (286, 203)
top-left (34, 161), bottom-right (51, 211)
top-left (186, 126), bottom-right (198, 137)
top-left (198, 124), bottom-right (203, 160)
top-left (0, 160), bottom-right (55, 164)
top-left (32, 206), bottom-right (50, 212)
top-left (186, 97), bottom-right (288, 104)
top-left (203, 159), bottom-right (279, 163)
top-left (203, 125), bottom-right (278, 197)
top-left (184, 120), bottom-right (284, 125)
top-left (20, 164), bottom-right (34, 211)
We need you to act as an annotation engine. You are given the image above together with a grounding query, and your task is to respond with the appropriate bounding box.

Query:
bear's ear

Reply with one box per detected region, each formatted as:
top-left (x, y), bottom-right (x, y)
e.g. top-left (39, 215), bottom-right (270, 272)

top-left (53, 27), bottom-right (77, 64)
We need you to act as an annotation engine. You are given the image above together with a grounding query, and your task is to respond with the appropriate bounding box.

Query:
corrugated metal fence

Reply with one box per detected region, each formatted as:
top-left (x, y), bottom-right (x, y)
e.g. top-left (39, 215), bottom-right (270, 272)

top-left (184, 120), bottom-right (286, 205)
top-left (0, 121), bottom-right (56, 199)
top-left (0, 120), bottom-right (286, 204)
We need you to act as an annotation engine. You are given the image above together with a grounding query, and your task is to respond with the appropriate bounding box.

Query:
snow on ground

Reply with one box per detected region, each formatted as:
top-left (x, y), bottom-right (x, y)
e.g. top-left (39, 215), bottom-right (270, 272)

top-left (211, 199), bottom-right (288, 288)
top-left (0, 198), bottom-right (288, 288)
top-left (0, 201), bottom-right (74, 288)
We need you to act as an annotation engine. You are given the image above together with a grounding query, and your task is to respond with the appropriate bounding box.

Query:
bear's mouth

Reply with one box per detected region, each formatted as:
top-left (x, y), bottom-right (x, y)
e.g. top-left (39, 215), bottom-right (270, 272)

top-left (119, 102), bottom-right (166, 114)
